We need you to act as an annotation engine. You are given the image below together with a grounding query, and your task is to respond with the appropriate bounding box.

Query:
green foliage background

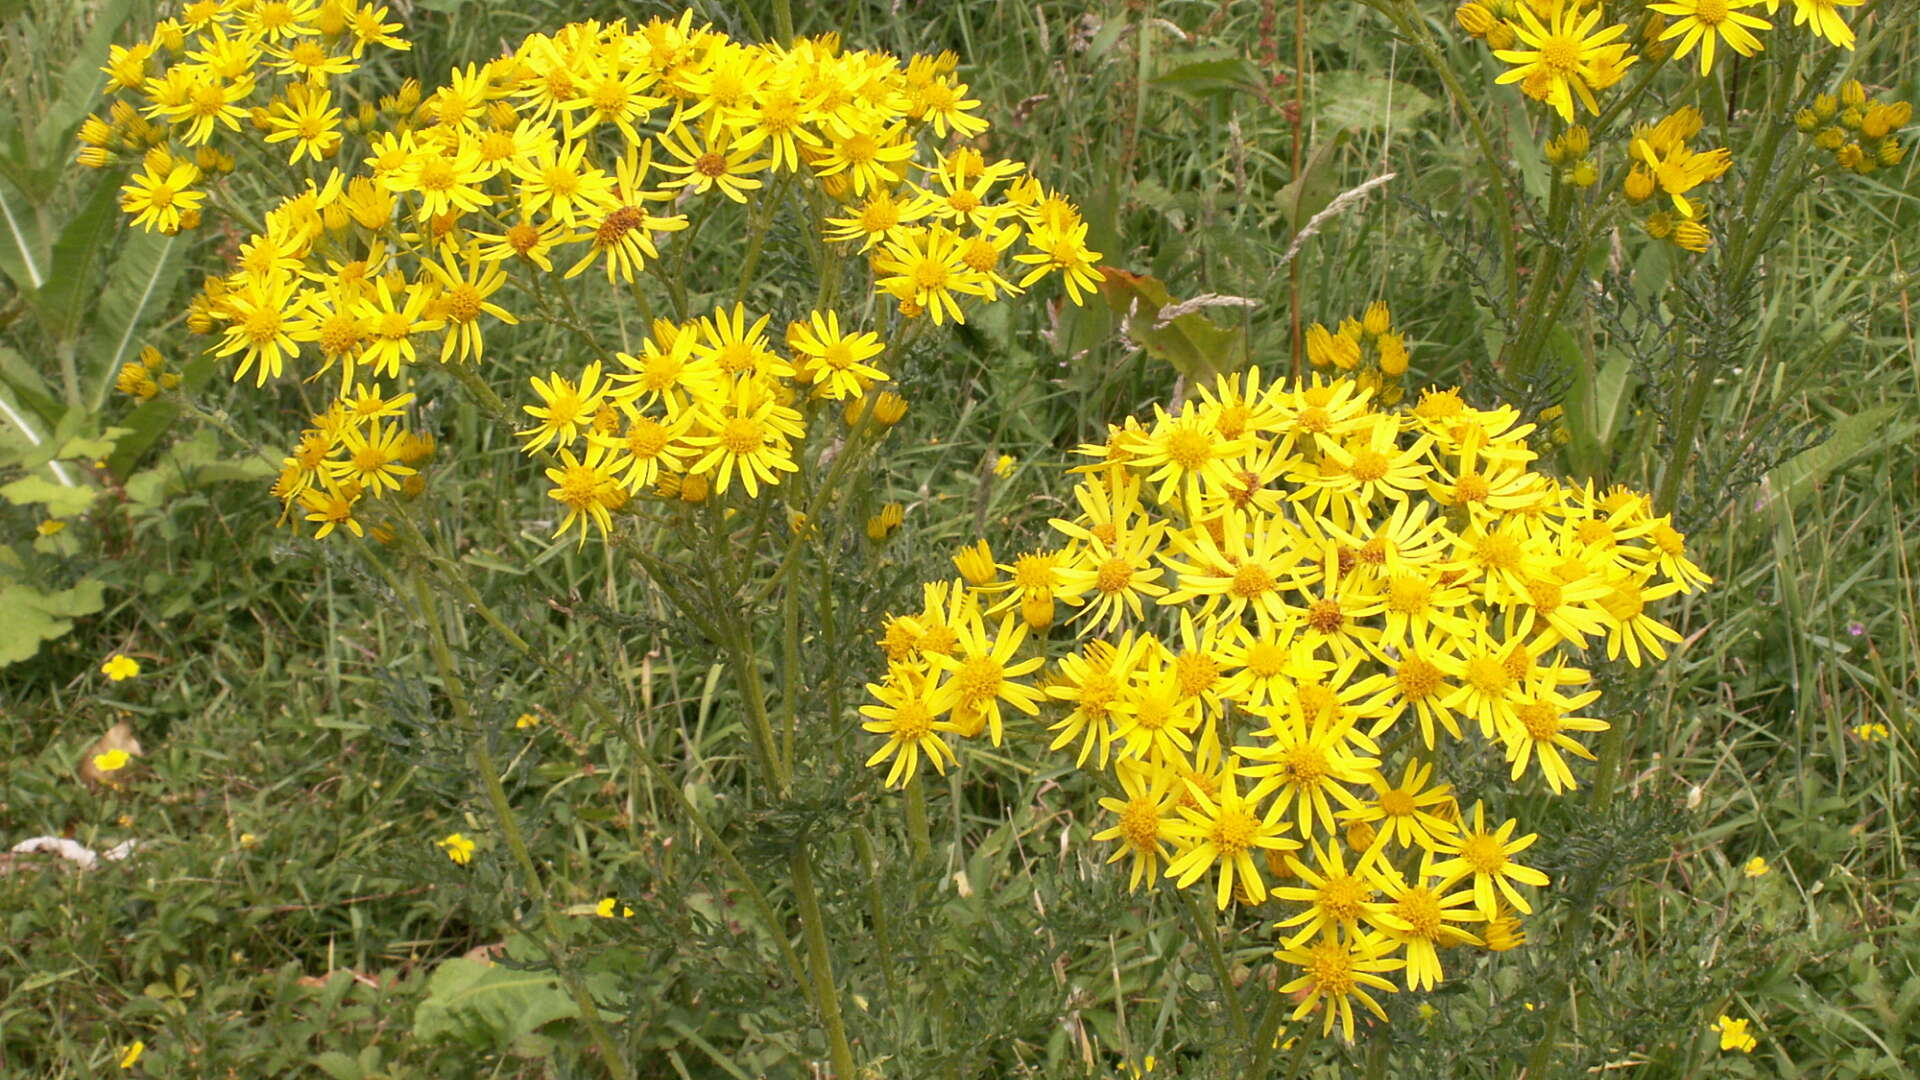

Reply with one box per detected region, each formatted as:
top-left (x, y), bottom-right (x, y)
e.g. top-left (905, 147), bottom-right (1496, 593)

top-left (2, 0), bottom-right (1917, 1077)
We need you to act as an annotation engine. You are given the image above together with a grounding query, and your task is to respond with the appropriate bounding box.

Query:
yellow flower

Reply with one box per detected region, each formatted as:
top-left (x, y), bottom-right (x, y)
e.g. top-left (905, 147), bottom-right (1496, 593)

top-left (38, 519), bottom-right (68, 537)
top-left (1712, 1013), bottom-right (1758, 1053)
top-left (1852, 722), bottom-right (1889, 742)
top-left (93, 749), bottom-right (132, 773)
top-left (993, 454), bottom-right (1016, 478)
top-left (1650, 0), bottom-right (1770, 75)
top-left (101, 654), bottom-right (142, 681)
top-left (1743, 856), bottom-right (1770, 877)
top-left (594, 897), bottom-right (634, 918)
top-left (120, 161), bottom-right (206, 234)
top-left (118, 1040), bottom-right (145, 1069)
top-left (1491, 3), bottom-right (1634, 122)
top-left (515, 712), bottom-right (541, 729)
top-left (437, 832), bottom-right (476, 866)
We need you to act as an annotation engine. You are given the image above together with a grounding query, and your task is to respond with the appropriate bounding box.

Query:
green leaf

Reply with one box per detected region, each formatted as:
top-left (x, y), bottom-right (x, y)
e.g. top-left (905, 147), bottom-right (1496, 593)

top-left (1273, 132), bottom-right (1349, 230)
top-left (0, 579), bottom-right (105, 667)
top-left (88, 227), bottom-right (184, 412)
top-left (1312, 71), bottom-right (1437, 131)
top-left (0, 346), bottom-right (60, 428)
top-left (1152, 57), bottom-right (1259, 99)
top-left (1095, 268), bottom-right (1249, 380)
top-left (35, 172), bottom-right (125, 345)
top-left (0, 473), bottom-right (97, 517)
top-left (35, 0), bottom-right (134, 167)
top-left (1764, 405), bottom-right (1919, 516)
top-left (411, 957), bottom-right (582, 1050)
top-left (0, 174), bottom-right (44, 292)
top-left (311, 1051), bottom-right (362, 1080)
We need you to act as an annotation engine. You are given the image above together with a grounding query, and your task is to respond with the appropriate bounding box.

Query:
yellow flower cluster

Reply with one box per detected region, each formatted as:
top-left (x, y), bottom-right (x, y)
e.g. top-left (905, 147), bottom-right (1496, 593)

top-left (1458, 0), bottom-right (1862, 105)
top-left (1796, 79), bottom-right (1912, 174)
top-left (1625, 106), bottom-right (1730, 254)
top-left (1452, 0), bottom-right (1878, 256)
top-left (862, 359), bottom-right (1709, 1039)
top-left (98, 6), bottom-right (1103, 542)
top-left (1302, 300), bottom-right (1410, 403)
top-left (79, 0), bottom-right (412, 229)
top-left (114, 345), bottom-right (184, 402)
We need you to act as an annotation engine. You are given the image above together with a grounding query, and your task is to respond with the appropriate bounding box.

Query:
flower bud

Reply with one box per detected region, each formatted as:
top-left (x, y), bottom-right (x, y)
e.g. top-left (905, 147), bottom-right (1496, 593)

top-left (954, 539), bottom-right (996, 587)
top-left (1362, 300), bottom-right (1391, 337)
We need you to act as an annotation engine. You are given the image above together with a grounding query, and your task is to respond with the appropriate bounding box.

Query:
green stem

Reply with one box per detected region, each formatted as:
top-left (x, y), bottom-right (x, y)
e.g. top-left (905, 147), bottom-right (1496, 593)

top-left (391, 515), bottom-right (810, 996)
top-left (789, 847), bottom-right (858, 1079)
top-left (904, 773), bottom-right (931, 863)
top-left (1178, 888), bottom-right (1249, 1050)
top-left (1371, 0), bottom-right (1519, 305)
top-left (410, 572), bottom-right (632, 1080)
top-left (1244, 985), bottom-right (1291, 1079)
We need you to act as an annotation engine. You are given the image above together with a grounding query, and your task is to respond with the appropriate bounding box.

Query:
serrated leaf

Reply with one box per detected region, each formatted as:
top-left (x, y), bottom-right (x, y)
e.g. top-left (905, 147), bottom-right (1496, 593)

top-left (1312, 71), bottom-right (1437, 131)
top-left (88, 227), bottom-right (184, 412)
top-left (35, 172), bottom-right (125, 345)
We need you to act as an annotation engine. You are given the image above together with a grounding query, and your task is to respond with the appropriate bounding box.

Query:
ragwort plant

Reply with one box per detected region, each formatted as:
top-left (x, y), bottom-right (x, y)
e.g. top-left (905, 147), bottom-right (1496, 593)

top-left (861, 309), bottom-right (1710, 1064)
top-left (86, 1), bottom-right (1107, 1074)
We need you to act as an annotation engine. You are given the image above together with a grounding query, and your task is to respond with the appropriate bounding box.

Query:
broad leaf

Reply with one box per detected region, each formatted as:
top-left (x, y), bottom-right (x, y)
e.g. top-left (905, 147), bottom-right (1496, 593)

top-left (1096, 267), bottom-right (1249, 380)
top-left (0, 579), bottom-right (106, 667)
top-left (35, 172), bottom-right (125, 347)
top-left (88, 227), bottom-right (184, 412)
top-left (411, 957), bottom-right (582, 1050)
top-left (1312, 71), bottom-right (1437, 131)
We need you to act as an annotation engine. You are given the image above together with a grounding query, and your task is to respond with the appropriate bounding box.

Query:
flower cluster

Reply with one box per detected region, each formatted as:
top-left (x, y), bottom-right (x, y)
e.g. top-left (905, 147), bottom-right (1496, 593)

top-left (861, 358), bottom-right (1709, 1039)
top-left (1454, 0), bottom-right (1882, 255)
top-left (1302, 301), bottom-right (1411, 404)
top-left (114, 346), bottom-right (184, 403)
top-left (97, 6), bottom-right (1103, 542)
top-left (79, 0), bottom-right (412, 229)
top-left (1795, 78), bottom-right (1912, 174)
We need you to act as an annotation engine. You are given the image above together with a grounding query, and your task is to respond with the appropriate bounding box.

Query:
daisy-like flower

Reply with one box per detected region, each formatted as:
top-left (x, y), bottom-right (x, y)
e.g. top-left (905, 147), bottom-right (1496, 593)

top-left (1014, 218), bottom-right (1104, 305)
top-left (787, 309), bottom-right (887, 400)
top-left (1502, 677), bottom-right (1607, 793)
top-left (544, 441), bottom-right (626, 543)
top-left (216, 272), bottom-right (306, 386)
top-left (1046, 634), bottom-right (1149, 768)
top-left (101, 654), bottom-right (141, 681)
top-left (264, 84), bottom-right (344, 165)
top-left (925, 612), bottom-right (1046, 745)
top-left (119, 160), bottom-right (205, 234)
top-left (1341, 759), bottom-right (1458, 854)
top-left (1651, 0), bottom-right (1770, 75)
top-left (351, 276), bottom-right (443, 379)
top-left (422, 244), bottom-right (518, 363)
top-left (860, 666), bottom-right (961, 788)
top-left (1273, 841), bottom-right (1398, 947)
top-left (655, 125), bottom-right (771, 203)
top-left (1274, 929), bottom-right (1404, 1042)
top-left (328, 419), bottom-right (415, 496)
top-left (590, 410), bottom-right (693, 492)
top-left (519, 362), bottom-right (611, 454)
top-left (1376, 859), bottom-right (1483, 991)
top-left (1430, 802), bottom-right (1551, 916)
top-left (1093, 758), bottom-right (1180, 891)
top-left (874, 226), bottom-right (988, 325)
top-left (1165, 756), bottom-right (1299, 909)
top-left (1491, 3), bottom-right (1634, 123)
top-left (682, 381), bottom-right (804, 497)
top-left (1776, 0), bottom-right (1862, 49)
top-left (511, 139), bottom-right (617, 227)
